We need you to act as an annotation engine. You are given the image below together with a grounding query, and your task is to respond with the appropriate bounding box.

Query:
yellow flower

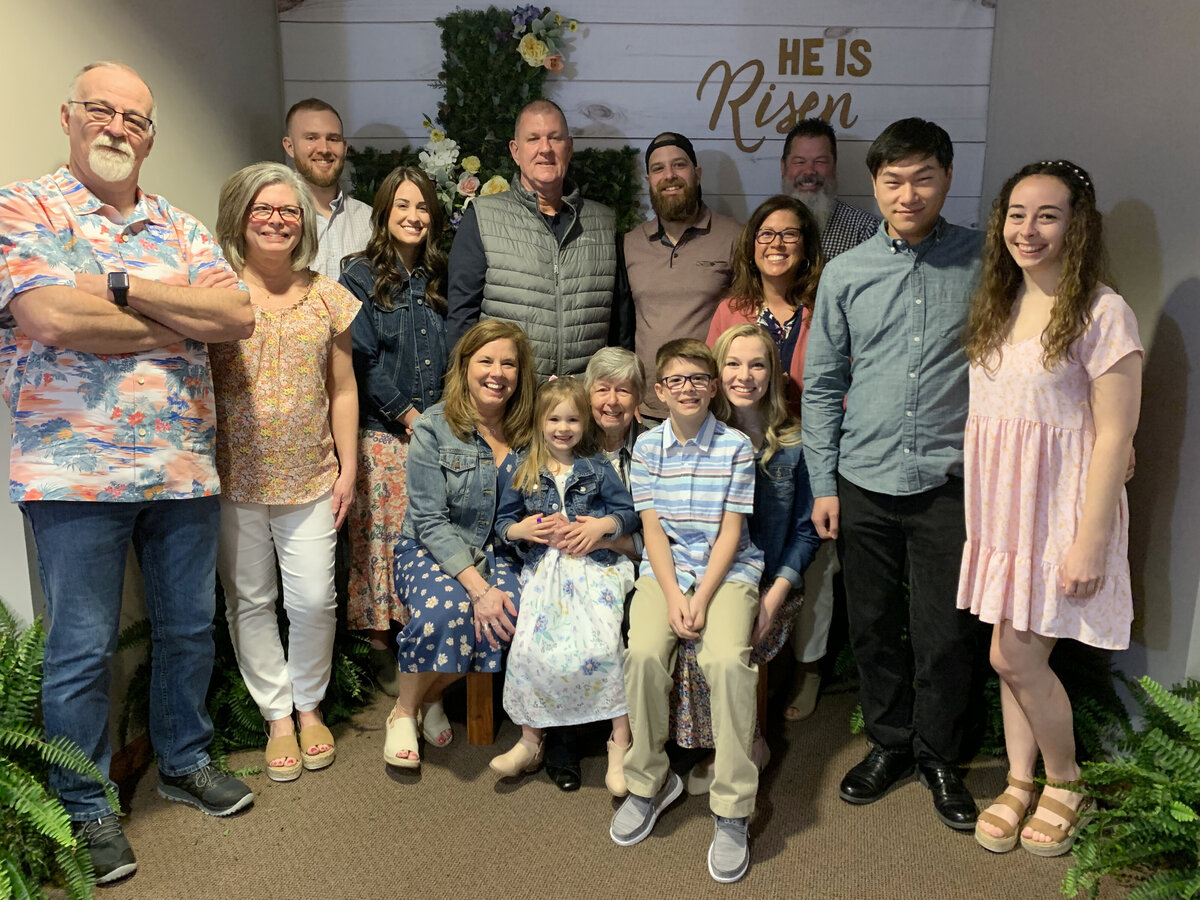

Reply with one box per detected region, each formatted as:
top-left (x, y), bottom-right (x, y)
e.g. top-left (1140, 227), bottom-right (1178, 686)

top-left (461, 155), bottom-right (481, 174)
top-left (555, 12), bottom-right (563, 25)
top-left (568, 20), bottom-right (578, 32)
top-left (480, 175), bottom-right (510, 196)
top-left (429, 127), bottom-right (446, 143)
top-left (517, 33), bottom-right (548, 67)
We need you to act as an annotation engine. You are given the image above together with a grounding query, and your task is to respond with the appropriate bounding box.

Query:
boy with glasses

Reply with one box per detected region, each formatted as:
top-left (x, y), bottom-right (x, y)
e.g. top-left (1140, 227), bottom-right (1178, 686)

top-left (610, 338), bottom-right (763, 884)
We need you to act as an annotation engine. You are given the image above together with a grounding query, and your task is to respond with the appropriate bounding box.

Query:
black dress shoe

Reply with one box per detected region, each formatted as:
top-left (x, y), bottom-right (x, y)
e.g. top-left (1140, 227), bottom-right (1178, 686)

top-left (545, 763), bottom-right (582, 792)
top-left (917, 761), bottom-right (978, 830)
top-left (838, 746), bottom-right (915, 804)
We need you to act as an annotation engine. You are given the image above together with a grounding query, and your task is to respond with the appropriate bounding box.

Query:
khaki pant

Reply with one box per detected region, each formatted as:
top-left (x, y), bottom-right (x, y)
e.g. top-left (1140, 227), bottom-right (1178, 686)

top-left (623, 575), bottom-right (759, 818)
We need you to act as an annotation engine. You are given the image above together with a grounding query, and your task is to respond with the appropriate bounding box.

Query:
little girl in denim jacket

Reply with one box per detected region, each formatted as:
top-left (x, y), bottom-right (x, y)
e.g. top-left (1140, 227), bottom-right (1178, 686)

top-left (491, 377), bottom-right (639, 795)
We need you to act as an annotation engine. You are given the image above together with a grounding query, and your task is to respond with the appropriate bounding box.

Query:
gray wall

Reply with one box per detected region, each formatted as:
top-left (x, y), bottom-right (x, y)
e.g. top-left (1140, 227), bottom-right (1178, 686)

top-left (983, 0), bottom-right (1200, 686)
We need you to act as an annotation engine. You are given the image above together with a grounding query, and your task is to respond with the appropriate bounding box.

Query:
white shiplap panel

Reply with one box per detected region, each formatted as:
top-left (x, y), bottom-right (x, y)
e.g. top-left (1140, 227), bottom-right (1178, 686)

top-left (282, 22), bottom-right (994, 86)
top-left (281, 0), bottom-right (996, 29)
top-left (292, 77), bottom-right (990, 148)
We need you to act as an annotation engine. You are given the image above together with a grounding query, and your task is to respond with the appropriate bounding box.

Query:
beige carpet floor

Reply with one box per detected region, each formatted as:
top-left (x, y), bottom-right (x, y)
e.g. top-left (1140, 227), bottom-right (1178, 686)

top-left (101, 688), bottom-right (1126, 900)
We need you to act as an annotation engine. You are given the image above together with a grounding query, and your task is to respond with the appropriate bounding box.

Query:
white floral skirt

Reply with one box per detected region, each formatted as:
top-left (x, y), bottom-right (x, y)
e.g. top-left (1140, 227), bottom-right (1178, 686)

top-left (503, 548), bottom-right (635, 728)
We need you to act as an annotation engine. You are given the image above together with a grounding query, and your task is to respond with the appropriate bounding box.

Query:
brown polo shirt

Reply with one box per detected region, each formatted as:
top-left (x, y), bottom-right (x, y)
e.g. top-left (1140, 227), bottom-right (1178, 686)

top-left (623, 204), bottom-right (741, 418)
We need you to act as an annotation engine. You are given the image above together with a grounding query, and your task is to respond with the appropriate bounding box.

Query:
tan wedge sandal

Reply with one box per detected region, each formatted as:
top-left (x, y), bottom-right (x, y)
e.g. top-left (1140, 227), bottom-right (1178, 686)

top-left (974, 773), bottom-right (1038, 853)
top-left (1020, 782), bottom-right (1093, 857)
top-left (264, 732), bottom-right (302, 783)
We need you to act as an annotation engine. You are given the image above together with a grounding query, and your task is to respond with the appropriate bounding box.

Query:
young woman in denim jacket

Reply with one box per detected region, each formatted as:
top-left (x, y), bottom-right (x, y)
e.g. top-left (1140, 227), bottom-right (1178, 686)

top-left (339, 167), bottom-right (449, 724)
top-left (382, 321), bottom-right (536, 770)
top-left (490, 377), bottom-right (640, 795)
top-left (672, 323), bottom-right (822, 787)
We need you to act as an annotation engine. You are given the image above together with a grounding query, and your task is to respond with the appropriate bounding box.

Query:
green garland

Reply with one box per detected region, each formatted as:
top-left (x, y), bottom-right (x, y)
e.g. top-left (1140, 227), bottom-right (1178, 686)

top-left (348, 5), bottom-right (641, 233)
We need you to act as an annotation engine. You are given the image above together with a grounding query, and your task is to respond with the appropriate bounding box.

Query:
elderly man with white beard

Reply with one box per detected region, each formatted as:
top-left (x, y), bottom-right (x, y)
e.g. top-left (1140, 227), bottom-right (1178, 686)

top-left (781, 118), bottom-right (880, 261)
top-left (0, 61), bottom-right (256, 884)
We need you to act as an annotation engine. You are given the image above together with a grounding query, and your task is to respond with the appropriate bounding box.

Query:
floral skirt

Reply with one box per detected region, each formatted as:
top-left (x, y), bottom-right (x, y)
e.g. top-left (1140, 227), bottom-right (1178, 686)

top-left (503, 548), bottom-right (636, 729)
top-left (669, 586), bottom-right (803, 748)
top-left (347, 429), bottom-right (410, 631)
top-left (393, 539), bottom-right (520, 674)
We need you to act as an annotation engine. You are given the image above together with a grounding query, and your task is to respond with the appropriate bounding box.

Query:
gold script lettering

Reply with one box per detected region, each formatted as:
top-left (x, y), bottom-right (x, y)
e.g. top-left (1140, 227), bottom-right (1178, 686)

top-left (699, 58), bottom-right (856, 152)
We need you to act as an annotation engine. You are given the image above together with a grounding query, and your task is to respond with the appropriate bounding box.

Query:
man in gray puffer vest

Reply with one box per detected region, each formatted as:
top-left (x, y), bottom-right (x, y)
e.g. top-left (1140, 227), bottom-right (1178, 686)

top-left (446, 100), bottom-right (617, 379)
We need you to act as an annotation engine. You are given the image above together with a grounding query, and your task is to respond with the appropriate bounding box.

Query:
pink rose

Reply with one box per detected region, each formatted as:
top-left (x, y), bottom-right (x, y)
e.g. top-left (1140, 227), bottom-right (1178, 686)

top-left (543, 54), bottom-right (564, 73)
top-left (457, 173), bottom-right (481, 196)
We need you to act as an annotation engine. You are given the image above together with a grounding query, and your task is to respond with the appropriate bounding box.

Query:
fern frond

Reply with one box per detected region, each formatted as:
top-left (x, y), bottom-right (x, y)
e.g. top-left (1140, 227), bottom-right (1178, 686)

top-left (1141, 676), bottom-right (1200, 744)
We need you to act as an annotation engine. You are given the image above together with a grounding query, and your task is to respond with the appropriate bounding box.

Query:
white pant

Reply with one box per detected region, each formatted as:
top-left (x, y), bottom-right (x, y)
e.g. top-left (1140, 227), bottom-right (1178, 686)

top-left (792, 540), bottom-right (838, 663)
top-left (218, 493), bottom-right (337, 720)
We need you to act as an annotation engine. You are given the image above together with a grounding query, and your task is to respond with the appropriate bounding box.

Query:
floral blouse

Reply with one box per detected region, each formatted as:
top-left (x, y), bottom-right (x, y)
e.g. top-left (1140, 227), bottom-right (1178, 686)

top-left (210, 272), bottom-right (360, 504)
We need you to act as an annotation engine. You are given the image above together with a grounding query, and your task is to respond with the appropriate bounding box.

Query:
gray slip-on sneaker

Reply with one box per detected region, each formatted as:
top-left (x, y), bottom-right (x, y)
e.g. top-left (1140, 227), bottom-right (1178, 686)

top-left (708, 814), bottom-right (750, 883)
top-left (609, 770), bottom-right (683, 846)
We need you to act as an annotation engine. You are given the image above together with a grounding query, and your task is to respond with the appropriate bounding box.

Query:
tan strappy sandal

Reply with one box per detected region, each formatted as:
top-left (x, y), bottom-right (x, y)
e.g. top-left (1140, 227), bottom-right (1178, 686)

top-left (1020, 782), bottom-right (1093, 857)
top-left (974, 773), bottom-right (1038, 853)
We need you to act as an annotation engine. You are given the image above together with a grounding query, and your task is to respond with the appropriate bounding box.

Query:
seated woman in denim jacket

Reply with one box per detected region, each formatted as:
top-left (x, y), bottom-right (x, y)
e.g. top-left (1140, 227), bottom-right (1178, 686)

top-left (382, 320), bottom-right (536, 770)
top-left (671, 323), bottom-right (822, 786)
top-left (339, 166), bottom-right (449, 712)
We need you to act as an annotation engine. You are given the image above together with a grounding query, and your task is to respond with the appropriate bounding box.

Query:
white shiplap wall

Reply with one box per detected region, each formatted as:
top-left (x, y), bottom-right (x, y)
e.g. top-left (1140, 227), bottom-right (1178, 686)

top-left (279, 0), bottom-right (995, 226)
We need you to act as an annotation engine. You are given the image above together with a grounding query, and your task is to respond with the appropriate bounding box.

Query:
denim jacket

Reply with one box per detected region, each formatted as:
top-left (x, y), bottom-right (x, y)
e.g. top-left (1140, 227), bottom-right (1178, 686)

top-left (752, 441), bottom-right (822, 590)
top-left (400, 403), bottom-right (511, 578)
top-left (495, 452), bottom-right (638, 568)
top-left (340, 256), bottom-right (447, 435)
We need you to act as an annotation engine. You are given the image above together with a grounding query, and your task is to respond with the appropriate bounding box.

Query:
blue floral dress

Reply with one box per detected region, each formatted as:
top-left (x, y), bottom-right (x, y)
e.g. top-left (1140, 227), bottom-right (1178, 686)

top-left (502, 473), bottom-right (636, 727)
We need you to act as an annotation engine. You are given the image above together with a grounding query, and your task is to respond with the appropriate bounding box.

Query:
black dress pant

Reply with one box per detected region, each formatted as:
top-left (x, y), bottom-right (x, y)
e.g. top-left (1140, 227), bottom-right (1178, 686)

top-left (836, 474), bottom-right (986, 764)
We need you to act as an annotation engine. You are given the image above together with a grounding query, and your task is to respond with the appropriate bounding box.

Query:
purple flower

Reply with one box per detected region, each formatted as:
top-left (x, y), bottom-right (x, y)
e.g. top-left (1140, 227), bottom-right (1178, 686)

top-left (511, 10), bottom-right (526, 31)
top-left (450, 209), bottom-right (464, 231)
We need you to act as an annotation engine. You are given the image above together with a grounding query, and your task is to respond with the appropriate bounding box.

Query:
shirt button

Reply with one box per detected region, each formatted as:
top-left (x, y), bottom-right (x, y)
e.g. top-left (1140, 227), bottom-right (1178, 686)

top-left (137, 376), bottom-right (145, 385)
top-left (905, 411), bottom-right (913, 417)
top-left (420, 328), bottom-right (426, 334)
top-left (909, 372), bottom-right (916, 378)
top-left (424, 359), bottom-right (431, 365)
top-left (915, 298), bottom-right (923, 305)
top-left (903, 448), bottom-right (911, 454)
top-left (914, 336), bottom-right (921, 342)
top-left (137, 427), bottom-right (147, 436)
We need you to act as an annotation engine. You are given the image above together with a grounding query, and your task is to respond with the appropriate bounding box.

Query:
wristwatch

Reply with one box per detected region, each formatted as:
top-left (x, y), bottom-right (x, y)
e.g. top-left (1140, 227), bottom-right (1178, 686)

top-left (108, 271), bottom-right (129, 307)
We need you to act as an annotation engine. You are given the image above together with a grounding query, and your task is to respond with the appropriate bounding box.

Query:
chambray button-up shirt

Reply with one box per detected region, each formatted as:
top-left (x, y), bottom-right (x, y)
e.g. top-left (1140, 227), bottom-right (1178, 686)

top-left (801, 217), bottom-right (983, 498)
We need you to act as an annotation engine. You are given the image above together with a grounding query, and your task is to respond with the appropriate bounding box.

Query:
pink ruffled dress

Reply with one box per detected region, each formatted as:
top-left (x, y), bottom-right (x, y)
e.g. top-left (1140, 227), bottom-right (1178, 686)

top-left (956, 290), bottom-right (1143, 650)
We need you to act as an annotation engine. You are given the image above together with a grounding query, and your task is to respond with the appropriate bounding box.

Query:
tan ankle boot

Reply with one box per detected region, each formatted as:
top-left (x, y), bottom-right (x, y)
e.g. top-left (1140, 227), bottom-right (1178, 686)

top-left (489, 737), bottom-right (544, 777)
top-left (605, 738), bottom-right (630, 796)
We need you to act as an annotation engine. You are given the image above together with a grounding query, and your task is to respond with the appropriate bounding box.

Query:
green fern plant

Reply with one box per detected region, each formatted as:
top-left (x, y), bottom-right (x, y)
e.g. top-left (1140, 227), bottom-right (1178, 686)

top-left (1063, 676), bottom-right (1200, 899)
top-left (1, 600), bottom-right (119, 899)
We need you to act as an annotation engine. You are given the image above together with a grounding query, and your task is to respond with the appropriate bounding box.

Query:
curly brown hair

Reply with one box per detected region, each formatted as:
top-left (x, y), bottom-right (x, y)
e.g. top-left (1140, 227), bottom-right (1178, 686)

top-left (727, 195), bottom-right (824, 316)
top-left (352, 166), bottom-right (447, 314)
top-left (965, 160), bottom-right (1109, 371)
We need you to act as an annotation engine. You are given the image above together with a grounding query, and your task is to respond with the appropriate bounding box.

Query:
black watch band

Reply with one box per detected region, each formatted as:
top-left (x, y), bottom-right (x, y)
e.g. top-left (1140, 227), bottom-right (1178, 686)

top-left (108, 271), bottom-right (130, 307)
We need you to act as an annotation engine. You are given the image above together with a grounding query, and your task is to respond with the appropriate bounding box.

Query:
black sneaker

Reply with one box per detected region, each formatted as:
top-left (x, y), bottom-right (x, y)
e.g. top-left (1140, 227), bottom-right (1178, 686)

top-left (157, 764), bottom-right (254, 816)
top-left (75, 815), bottom-right (137, 884)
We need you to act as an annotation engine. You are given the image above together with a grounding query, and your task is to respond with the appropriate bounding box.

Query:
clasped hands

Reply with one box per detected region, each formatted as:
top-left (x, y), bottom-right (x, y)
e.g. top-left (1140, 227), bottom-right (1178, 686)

top-left (508, 512), bottom-right (612, 558)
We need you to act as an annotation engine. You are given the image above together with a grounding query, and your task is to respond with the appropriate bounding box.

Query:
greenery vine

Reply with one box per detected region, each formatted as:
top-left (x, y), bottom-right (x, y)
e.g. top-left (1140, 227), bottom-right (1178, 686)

top-left (1, 601), bottom-right (116, 899)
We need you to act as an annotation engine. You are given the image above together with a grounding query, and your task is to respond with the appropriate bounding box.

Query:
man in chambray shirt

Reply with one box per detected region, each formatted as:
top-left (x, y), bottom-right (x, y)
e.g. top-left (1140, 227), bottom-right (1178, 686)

top-left (801, 118), bottom-right (985, 834)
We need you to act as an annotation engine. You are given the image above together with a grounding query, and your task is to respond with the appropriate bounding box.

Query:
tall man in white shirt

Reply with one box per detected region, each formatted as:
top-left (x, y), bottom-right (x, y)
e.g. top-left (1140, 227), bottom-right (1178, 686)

top-left (283, 98), bottom-right (371, 279)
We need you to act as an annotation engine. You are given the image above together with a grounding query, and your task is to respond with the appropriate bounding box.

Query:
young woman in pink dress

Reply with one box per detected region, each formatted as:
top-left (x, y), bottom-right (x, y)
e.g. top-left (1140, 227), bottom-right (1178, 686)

top-left (958, 161), bottom-right (1143, 856)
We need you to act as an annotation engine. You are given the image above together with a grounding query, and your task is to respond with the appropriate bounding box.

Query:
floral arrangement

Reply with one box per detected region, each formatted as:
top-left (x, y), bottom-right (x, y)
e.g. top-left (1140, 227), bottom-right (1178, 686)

top-left (508, 5), bottom-right (579, 72)
top-left (418, 117), bottom-right (509, 230)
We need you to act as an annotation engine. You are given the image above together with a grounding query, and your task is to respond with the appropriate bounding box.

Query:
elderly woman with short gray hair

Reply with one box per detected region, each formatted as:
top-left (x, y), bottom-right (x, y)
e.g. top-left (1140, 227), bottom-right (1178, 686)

top-left (210, 161), bottom-right (361, 783)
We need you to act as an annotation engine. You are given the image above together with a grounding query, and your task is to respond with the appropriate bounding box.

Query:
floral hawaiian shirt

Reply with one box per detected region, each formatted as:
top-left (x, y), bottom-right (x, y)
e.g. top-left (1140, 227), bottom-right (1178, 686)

top-left (0, 166), bottom-right (237, 503)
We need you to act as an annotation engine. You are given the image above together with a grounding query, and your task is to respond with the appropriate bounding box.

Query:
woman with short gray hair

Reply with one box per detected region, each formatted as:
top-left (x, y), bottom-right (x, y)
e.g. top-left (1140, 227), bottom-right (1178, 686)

top-left (210, 162), bottom-right (361, 783)
top-left (584, 347), bottom-right (646, 491)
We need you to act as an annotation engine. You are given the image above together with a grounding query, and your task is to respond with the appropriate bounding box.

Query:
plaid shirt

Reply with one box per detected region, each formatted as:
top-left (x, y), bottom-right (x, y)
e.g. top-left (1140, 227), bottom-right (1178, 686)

top-left (631, 413), bottom-right (763, 590)
top-left (820, 199), bottom-right (880, 260)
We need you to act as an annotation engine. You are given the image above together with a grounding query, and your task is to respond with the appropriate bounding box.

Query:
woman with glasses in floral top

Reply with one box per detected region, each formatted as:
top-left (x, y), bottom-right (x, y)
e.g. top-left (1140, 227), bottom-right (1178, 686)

top-left (211, 162), bottom-right (360, 783)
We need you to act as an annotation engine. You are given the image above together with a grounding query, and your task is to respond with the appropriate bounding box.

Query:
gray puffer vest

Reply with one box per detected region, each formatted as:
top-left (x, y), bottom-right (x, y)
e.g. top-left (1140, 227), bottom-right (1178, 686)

top-left (473, 178), bottom-right (615, 378)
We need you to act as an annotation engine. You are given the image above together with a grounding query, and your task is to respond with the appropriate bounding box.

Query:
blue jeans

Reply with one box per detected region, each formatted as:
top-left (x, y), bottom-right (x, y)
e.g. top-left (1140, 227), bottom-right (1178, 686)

top-left (22, 497), bottom-right (220, 820)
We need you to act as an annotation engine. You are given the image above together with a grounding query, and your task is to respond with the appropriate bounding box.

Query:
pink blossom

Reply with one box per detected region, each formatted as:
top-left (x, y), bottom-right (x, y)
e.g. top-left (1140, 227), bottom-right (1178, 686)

top-left (543, 54), bottom-right (564, 73)
top-left (457, 173), bottom-right (481, 196)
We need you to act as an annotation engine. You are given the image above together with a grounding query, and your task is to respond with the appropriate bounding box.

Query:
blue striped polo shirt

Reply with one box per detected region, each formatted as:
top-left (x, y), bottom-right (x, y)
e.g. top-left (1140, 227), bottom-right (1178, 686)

top-left (630, 413), bottom-right (764, 590)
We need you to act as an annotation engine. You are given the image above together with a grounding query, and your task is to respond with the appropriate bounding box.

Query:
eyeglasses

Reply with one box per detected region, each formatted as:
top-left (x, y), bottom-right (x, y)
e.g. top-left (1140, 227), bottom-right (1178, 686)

top-left (67, 100), bottom-right (154, 138)
top-left (660, 373), bottom-right (713, 392)
top-left (248, 204), bottom-right (303, 223)
top-left (755, 228), bottom-right (802, 245)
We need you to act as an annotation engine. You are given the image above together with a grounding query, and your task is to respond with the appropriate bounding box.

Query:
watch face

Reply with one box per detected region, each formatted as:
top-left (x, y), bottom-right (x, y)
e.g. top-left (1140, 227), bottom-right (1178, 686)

top-left (109, 272), bottom-right (129, 291)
